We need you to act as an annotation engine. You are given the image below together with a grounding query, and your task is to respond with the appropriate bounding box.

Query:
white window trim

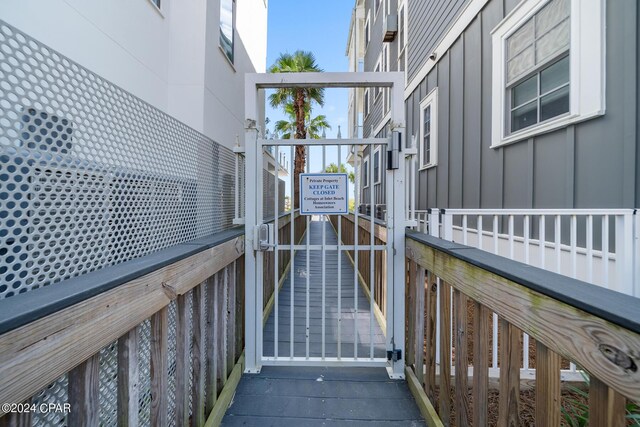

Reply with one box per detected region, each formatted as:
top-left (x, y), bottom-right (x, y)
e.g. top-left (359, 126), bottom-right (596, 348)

top-left (374, 54), bottom-right (382, 100)
top-left (397, 0), bottom-right (408, 71)
top-left (364, 88), bottom-right (370, 119)
top-left (147, 0), bottom-right (164, 16)
top-left (365, 13), bottom-right (371, 50)
top-left (490, 0), bottom-right (606, 148)
top-left (373, 146), bottom-right (382, 185)
top-left (374, 0), bottom-right (382, 21)
top-left (383, 45), bottom-right (390, 113)
top-left (362, 155), bottom-right (370, 188)
top-left (419, 88), bottom-right (438, 170)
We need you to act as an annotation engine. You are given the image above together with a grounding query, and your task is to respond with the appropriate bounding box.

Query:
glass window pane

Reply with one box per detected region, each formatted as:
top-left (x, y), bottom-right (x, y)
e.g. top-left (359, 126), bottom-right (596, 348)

top-left (540, 56), bottom-right (569, 94)
top-left (511, 100), bottom-right (538, 132)
top-left (540, 84), bottom-right (569, 121)
top-left (536, 0), bottom-right (569, 36)
top-left (535, 18), bottom-right (569, 64)
top-left (507, 19), bottom-right (534, 60)
top-left (507, 46), bottom-right (534, 82)
top-left (511, 75), bottom-right (537, 107)
top-left (424, 135), bottom-right (430, 164)
top-left (220, 0), bottom-right (234, 63)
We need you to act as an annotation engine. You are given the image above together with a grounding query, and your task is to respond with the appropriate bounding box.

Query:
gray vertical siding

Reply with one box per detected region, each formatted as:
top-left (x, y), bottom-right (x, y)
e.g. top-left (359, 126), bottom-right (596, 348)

top-left (407, 0), bottom-right (639, 211)
top-left (407, 0), bottom-right (469, 83)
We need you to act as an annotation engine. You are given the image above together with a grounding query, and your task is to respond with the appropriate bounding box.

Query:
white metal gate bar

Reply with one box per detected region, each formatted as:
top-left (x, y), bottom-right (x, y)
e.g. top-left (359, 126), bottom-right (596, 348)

top-left (244, 72), bottom-right (406, 378)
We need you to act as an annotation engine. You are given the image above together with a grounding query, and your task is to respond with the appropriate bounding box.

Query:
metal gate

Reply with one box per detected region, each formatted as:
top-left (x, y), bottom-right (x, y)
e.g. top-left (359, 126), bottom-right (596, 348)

top-left (243, 73), bottom-right (406, 378)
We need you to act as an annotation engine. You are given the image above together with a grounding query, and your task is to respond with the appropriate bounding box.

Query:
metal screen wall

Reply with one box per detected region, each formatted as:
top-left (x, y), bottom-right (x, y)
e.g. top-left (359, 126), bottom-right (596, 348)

top-left (0, 21), bottom-right (239, 426)
top-left (0, 21), bottom-right (237, 300)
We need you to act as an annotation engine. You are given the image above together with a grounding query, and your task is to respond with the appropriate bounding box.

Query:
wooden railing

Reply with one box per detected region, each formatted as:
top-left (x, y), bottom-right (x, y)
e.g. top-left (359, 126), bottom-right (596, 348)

top-left (263, 212), bottom-right (306, 311)
top-left (405, 230), bottom-right (640, 426)
top-left (330, 213), bottom-right (388, 318)
top-left (0, 213), bottom-right (302, 426)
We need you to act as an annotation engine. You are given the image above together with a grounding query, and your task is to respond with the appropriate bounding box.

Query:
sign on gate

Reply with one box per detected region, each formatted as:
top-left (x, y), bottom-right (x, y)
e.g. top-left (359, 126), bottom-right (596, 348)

top-left (300, 173), bottom-right (348, 215)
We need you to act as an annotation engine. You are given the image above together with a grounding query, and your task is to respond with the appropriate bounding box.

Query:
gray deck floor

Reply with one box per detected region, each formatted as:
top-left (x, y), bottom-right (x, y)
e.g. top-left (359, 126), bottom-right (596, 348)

top-left (221, 220), bottom-right (425, 426)
top-left (263, 219), bottom-right (386, 359)
top-left (222, 366), bottom-right (426, 426)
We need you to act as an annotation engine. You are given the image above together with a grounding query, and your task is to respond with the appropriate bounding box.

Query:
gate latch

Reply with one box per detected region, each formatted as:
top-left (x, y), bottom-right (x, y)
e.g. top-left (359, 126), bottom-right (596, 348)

top-left (387, 349), bottom-right (402, 362)
top-left (254, 224), bottom-right (275, 252)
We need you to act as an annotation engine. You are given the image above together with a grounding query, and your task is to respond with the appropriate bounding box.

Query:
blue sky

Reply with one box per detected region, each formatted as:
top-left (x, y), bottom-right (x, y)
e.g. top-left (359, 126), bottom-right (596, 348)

top-left (265, 0), bottom-right (355, 198)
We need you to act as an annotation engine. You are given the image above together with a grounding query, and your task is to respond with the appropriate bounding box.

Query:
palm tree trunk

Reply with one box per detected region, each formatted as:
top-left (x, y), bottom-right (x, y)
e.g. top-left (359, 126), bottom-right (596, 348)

top-left (293, 89), bottom-right (306, 209)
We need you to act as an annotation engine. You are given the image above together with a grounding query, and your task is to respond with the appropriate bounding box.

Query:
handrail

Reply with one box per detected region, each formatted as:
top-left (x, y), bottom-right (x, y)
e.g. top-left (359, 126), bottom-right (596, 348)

top-left (406, 230), bottom-right (640, 333)
top-left (405, 230), bottom-right (640, 425)
top-left (0, 227), bottom-right (245, 335)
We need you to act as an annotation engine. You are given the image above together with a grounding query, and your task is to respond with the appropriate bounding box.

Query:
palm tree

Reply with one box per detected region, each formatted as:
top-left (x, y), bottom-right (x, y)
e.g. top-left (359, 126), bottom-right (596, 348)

top-left (269, 51), bottom-right (325, 208)
top-left (324, 163), bottom-right (355, 184)
top-left (274, 102), bottom-right (331, 140)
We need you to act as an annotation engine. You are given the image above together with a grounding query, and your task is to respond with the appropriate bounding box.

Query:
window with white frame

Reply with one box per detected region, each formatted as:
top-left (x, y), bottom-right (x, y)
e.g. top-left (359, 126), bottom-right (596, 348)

top-left (362, 155), bottom-right (370, 187)
top-left (373, 147), bottom-right (382, 184)
top-left (220, 0), bottom-right (235, 64)
top-left (419, 88), bottom-right (438, 169)
top-left (382, 45), bottom-right (390, 113)
top-left (398, 1), bottom-right (407, 72)
top-left (491, 0), bottom-right (605, 147)
top-left (365, 14), bottom-right (370, 49)
top-left (149, 0), bottom-right (161, 10)
top-left (364, 88), bottom-right (370, 118)
top-left (374, 0), bottom-right (381, 19)
top-left (374, 56), bottom-right (381, 99)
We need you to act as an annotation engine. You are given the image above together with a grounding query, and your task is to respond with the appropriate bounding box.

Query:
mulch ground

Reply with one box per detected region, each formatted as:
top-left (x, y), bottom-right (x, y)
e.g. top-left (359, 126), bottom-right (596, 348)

top-left (414, 299), bottom-right (639, 426)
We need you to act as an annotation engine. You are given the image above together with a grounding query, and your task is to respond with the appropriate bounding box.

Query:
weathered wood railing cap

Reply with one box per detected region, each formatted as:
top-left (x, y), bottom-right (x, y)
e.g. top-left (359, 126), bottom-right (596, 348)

top-left (406, 229), bottom-right (640, 334)
top-left (0, 227), bottom-right (245, 336)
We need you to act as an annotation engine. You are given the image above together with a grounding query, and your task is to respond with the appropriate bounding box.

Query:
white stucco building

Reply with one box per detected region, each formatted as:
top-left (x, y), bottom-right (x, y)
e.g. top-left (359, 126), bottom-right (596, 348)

top-left (0, 0), bottom-right (268, 149)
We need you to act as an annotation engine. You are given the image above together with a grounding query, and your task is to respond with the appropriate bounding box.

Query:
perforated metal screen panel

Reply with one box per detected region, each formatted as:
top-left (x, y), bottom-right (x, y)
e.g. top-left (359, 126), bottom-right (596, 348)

top-left (0, 21), bottom-right (238, 300)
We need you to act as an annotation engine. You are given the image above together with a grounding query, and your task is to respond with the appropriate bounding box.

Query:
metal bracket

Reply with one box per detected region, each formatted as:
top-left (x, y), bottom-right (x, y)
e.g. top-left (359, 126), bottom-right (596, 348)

top-left (387, 348), bottom-right (402, 362)
top-left (387, 131), bottom-right (401, 170)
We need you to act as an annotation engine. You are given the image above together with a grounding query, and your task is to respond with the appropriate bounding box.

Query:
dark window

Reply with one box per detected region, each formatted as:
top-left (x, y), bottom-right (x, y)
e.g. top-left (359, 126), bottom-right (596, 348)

top-left (220, 0), bottom-right (235, 64)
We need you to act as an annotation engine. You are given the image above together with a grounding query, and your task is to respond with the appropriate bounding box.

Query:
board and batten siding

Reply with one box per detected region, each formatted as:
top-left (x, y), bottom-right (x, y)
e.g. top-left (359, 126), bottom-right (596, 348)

top-left (406, 0), bottom-right (639, 211)
top-left (406, 0), bottom-right (469, 83)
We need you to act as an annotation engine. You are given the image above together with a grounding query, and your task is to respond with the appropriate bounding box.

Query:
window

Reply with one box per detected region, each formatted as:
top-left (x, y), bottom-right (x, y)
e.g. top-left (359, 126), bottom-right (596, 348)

top-left (374, 56), bottom-right (381, 99)
top-left (364, 89), bottom-right (370, 118)
top-left (491, 0), bottom-right (605, 147)
top-left (419, 88), bottom-right (438, 169)
top-left (374, 0), bottom-right (381, 18)
top-left (149, 0), bottom-right (161, 10)
top-left (219, 0), bottom-right (235, 64)
top-left (362, 156), bottom-right (370, 187)
top-left (373, 147), bottom-right (381, 184)
top-left (398, 2), bottom-right (406, 72)
top-left (365, 14), bottom-right (370, 49)
top-left (382, 45), bottom-right (390, 113)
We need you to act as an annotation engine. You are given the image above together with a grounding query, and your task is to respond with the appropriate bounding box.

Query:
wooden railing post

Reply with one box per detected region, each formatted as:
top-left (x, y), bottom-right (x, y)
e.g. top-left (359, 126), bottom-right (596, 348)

top-left (215, 269), bottom-right (227, 393)
top-left (439, 281), bottom-right (452, 426)
top-left (406, 259), bottom-right (416, 369)
top-left (150, 307), bottom-right (168, 427)
top-left (175, 293), bottom-right (190, 426)
top-left (589, 377), bottom-right (626, 427)
top-left (0, 399), bottom-right (32, 427)
top-left (414, 266), bottom-right (426, 386)
top-left (192, 284), bottom-right (206, 426)
top-left (68, 353), bottom-right (100, 426)
top-left (472, 302), bottom-right (489, 427)
top-left (497, 319), bottom-right (520, 427)
top-left (205, 277), bottom-right (217, 414)
top-left (424, 272), bottom-right (438, 402)
top-left (117, 327), bottom-right (139, 427)
top-left (454, 290), bottom-right (469, 426)
top-left (535, 342), bottom-right (561, 426)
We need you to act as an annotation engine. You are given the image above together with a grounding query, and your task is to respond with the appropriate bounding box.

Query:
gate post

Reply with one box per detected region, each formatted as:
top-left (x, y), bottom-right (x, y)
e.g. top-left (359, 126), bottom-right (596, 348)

top-left (387, 72), bottom-right (406, 379)
top-left (244, 74), bottom-right (261, 373)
